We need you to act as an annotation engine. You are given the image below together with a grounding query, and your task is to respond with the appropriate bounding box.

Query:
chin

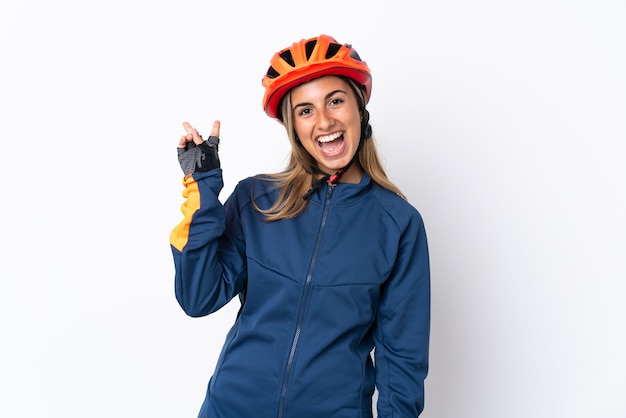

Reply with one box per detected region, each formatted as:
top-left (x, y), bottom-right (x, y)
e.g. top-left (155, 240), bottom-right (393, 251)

top-left (323, 161), bottom-right (348, 172)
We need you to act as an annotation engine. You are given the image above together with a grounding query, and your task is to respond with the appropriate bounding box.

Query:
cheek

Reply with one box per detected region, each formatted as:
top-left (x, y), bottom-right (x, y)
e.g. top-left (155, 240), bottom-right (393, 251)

top-left (293, 121), bottom-right (311, 141)
top-left (343, 108), bottom-right (361, 129)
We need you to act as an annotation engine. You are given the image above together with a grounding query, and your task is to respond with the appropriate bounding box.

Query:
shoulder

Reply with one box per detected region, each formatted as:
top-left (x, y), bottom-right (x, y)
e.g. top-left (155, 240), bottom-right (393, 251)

top-left (234, 174), bottom-right (278, 195)
top-left (369, 183), bottom-right (425, 229)
top-left (229, 174), bottom-right (280, 209)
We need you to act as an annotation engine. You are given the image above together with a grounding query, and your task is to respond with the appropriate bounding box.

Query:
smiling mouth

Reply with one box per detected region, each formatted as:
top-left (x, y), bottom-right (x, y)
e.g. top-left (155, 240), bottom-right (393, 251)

top-left (317, 131), bottom-right (345, 156)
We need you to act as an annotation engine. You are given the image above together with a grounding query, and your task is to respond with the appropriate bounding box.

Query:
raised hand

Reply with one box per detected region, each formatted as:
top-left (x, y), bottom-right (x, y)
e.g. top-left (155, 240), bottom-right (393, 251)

top-left (177, 120), bottom-right (221, 175)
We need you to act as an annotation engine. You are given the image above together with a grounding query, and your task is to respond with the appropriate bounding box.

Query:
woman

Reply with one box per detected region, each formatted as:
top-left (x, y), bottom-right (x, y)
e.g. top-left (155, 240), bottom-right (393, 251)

top-left (170, 34), bottom-right (430, 418)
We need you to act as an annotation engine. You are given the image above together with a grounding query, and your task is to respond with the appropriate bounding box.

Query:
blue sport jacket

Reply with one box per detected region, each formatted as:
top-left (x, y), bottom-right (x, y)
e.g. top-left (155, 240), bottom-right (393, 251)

top-left (170, 169), bottom-right (430, 418)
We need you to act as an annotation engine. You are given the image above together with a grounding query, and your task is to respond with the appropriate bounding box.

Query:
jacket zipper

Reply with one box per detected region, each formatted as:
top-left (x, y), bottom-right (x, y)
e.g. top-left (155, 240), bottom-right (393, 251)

top-left (277, 185), bottom-right (334, 418)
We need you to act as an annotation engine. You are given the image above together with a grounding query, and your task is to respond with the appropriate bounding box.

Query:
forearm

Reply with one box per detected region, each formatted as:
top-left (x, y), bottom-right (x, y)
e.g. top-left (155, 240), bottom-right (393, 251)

top-left (170, 170), bottom-right (232, 317)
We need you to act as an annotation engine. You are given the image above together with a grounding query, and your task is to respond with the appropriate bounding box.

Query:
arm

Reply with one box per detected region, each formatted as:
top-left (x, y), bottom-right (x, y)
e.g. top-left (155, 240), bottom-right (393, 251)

top-left (375, 211), bottom-right (431, 417)
top-left (169, 121), bottom-right (247, 317)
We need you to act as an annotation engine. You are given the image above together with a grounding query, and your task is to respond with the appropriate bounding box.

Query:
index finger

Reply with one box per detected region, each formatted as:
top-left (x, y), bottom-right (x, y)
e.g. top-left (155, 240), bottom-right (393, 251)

top-left (181, 121), bottom-right (203, 144)
top-left (182, 121), bottom-right (195, 135)
top-left (210, 120), bottom-right (221, 138)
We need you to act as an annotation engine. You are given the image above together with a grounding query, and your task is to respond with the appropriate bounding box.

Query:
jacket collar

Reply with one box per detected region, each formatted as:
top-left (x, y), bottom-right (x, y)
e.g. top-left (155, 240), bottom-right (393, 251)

top-left (308, 172), bottom-right (372, 204)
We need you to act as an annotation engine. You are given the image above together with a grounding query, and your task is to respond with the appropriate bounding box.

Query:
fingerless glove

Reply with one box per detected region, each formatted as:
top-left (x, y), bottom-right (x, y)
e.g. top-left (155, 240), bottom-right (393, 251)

top-left (177, 136), bottom-right (220, 175)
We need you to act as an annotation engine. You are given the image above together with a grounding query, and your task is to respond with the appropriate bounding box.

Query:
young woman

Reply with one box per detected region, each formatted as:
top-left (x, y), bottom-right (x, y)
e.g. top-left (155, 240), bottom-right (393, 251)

top-left (171, 34), bottom-right (430, 418)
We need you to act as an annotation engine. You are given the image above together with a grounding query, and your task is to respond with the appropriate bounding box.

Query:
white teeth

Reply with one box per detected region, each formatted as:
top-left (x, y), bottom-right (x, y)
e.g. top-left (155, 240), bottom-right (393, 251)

top-left (317, 132), bottom-right (343, 143)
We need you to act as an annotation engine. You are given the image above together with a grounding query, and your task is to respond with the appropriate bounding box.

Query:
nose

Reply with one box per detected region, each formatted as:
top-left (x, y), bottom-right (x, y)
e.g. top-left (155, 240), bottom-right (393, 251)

top-left (317, 108), bottom-right (335, 130)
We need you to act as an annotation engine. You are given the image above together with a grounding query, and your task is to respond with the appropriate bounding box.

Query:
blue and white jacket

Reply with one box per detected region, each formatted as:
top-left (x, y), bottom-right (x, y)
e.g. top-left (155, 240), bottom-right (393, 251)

top-left (170, 168), bottom-right (430, 418)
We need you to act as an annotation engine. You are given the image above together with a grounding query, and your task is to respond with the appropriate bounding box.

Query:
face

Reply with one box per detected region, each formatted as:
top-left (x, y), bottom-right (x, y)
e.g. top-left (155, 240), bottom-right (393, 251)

top-left (290, 75), bottom-right (363, 183)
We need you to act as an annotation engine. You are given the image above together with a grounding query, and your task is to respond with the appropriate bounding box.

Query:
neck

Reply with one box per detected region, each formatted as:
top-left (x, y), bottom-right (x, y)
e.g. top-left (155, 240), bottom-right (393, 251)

top-left (333, 164), bottom-right (363, 184)
top-left (314, 163), bottom-right (363, 185)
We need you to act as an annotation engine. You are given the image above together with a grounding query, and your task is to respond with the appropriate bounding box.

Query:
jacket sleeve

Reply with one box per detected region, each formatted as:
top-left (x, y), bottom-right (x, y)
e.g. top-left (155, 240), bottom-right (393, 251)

top-left (374, 211), bottom-right (431, 417)
top-left (169, 169), bottom-right (247, 317)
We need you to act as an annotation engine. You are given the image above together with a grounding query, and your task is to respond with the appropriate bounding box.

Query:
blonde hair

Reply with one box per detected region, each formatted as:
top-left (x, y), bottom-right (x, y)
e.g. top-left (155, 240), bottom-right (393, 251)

top-left (254, 77), bottom-right (406, 221)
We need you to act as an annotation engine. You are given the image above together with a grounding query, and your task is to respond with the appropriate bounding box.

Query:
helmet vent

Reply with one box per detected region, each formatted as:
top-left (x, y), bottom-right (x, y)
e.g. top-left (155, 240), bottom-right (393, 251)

top-left (279, 50), bottom-right (296, 67)
top-left (305, 40), bottom-right (317, 60)
top-left (349, 49), bottom-right (362, 62)
top-left (265, 66), bottom-right (279, 79)
top-left (326, 43), bottom-right (342, 59)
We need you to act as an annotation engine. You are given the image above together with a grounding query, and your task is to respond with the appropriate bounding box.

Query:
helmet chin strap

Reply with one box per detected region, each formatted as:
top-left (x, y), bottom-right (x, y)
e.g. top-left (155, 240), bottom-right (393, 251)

top-left (302, 110), bottom-right (371, 200)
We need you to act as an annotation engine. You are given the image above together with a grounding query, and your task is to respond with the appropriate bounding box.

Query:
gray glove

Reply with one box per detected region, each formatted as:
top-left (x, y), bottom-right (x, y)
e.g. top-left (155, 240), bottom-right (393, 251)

top-left (177, 135), bottom-right (220, 175)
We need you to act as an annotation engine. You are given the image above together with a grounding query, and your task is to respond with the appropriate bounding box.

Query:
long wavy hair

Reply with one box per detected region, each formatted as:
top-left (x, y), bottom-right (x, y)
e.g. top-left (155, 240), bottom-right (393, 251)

top-left (254, 77), bottom-right (406, 221)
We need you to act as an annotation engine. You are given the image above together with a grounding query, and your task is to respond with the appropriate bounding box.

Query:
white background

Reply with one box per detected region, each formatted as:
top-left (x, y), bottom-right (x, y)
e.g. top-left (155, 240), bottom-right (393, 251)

top-left (1, 0), bottom-right (624, 417)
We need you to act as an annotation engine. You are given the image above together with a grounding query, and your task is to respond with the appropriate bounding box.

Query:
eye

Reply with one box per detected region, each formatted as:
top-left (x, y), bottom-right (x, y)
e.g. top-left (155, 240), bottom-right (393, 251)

top-left (329, 97), bottom-right (344, 106)
top-left (297, 107), bottom-right (312, 116)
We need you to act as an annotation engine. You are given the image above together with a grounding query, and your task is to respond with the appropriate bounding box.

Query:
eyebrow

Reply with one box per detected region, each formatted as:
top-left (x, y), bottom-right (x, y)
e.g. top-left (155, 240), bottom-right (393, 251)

top-left (292, 89), bottom-right (348, 112)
